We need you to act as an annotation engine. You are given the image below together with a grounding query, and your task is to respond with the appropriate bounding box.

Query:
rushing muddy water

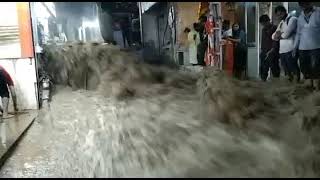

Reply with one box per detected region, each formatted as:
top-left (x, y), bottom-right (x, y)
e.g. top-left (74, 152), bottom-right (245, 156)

top-left (2, 43), bottom-right (320, 177)
top-left (1, 78), bottom-right (320, 177)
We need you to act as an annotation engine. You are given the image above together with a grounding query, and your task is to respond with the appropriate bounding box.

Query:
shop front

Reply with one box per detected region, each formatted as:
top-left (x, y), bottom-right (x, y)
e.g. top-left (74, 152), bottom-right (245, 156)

top-left (224, 2), bottom-right (295, 79)
top-left (0, 2), bottom-right (38, 110)
top-left (168, 2), bottom-right (319, 79)
top-left (254, 2), bottom-right (319, 80)
top-left (140, 2), bottom-right (177, 64)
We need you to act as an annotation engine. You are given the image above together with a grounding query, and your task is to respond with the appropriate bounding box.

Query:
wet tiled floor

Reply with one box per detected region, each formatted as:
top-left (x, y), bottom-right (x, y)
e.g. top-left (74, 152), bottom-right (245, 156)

top-left (0, 121), bottom-right (58, 178)
top-left (0, 110), bottom-right (37, 167)
top-left (0, 107), bottom-right (69, 178)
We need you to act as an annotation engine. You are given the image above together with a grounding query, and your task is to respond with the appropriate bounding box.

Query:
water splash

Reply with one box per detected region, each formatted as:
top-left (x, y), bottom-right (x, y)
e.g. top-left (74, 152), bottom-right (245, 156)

top-left (40, 83), bottom-right (320, 178)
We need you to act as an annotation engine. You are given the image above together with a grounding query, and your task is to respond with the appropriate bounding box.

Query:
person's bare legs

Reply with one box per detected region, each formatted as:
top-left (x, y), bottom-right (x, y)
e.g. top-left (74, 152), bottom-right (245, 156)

top-left (2, 97), bottom-right (9, 117)
top-left (8, 86), bottom-right (18, 112)
top-left (1, 97), bottom-right (14, 119)
top-left (0, 103), bottom-right (3, 114)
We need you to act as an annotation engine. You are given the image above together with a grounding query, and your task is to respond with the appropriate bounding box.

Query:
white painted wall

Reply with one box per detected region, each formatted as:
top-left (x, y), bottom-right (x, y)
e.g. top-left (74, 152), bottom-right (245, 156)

top-left (0, 3), bottom-right (19, 25)
top-left (0, 58), bottom-right (38, 111)
top-left (0, 2), bottom-right (21, 59)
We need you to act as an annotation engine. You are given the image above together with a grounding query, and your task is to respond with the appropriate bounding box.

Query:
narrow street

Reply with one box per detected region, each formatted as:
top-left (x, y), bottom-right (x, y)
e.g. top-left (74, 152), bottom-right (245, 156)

top-left (0, 121), bottom-right (58, 178)
top-left (0, 78), bottom-right (319, 177)
top-left (0, 88), bottom-right (97, 177)
top-left (1, 1), bottom-right (320, 178)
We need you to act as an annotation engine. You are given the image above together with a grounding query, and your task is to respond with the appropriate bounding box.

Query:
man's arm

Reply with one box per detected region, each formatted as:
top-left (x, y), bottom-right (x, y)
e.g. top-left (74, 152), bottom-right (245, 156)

top-left (266, 26), bottom-right (280, 59)
top-left (272, 22), bottom-right (282, 41)
top-left (271, 32), bottom-right (278, 41)
top-left (293, 18), bottom-right (301, 50)
top-left (281, 17), bottom-right (297, 39)
top-left (271, 26), bottom-right (280, 52)
top-left (227, 37), bottom-right (241, 43)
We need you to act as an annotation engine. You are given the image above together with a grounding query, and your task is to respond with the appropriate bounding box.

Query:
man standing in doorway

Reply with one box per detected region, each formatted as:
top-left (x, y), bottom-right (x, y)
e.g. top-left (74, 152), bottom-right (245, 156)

top-left (272, 5), bottom-right (300, 83)
top-left (187, 23), bottom-right (201, 66)
top-left (197, 15), bottom-right (208, 66)
top-left (259, 15), bottom-right (280, 82)
top-left (294, 2), bottom-right (320, 90)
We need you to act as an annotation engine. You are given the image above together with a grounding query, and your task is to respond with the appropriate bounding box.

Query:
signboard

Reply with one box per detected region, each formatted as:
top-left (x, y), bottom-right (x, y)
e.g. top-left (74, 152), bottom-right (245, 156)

top-left (0, 2), bottom-right (34, 59)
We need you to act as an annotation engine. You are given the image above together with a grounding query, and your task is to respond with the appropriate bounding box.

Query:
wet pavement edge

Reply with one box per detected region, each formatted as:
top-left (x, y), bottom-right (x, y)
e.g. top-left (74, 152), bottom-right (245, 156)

top-left (0, 114), bottom-right (36, 170)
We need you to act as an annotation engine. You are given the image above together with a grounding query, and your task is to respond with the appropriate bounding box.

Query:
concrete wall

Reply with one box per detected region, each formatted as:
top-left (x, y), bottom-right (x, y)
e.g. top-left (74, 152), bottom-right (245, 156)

top-left (55, 2), bottom-right (105, 43)
top-left (221, 2), bottom-right (236, 25)
top-left (175, 2), bottom-right (199, 48)
top-left (0, 58), bottom-right (38, 110)
top-left (259, 2), bottom-right (270, 15)
top-left (142, 13), bottom-right (159, 59)
top-left (142, 3), bottom-right (170, 61)
top-left (98, 6), bottom-right (114, 42)
top-left (64, 17), bottom-right (81, 42)
top-left (220, 2), bottom-right (245, 27)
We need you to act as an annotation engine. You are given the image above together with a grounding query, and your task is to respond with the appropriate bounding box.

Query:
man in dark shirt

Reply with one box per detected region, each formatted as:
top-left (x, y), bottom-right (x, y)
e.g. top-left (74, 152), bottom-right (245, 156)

top-left (197, 15), bottom-right (208, 66)
top-left (259, 15), bottom-right (280, 81)
top-left (0, 66), bottom-right (18, 118)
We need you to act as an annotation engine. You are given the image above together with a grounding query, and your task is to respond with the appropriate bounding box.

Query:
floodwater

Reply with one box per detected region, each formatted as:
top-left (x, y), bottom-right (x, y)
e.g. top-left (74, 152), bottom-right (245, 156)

top-left (1, 76), bottom-right (320, 177)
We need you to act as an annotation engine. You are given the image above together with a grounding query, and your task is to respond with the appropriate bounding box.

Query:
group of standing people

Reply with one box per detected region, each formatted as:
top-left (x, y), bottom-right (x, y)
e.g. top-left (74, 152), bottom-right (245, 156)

top-left (185, 15), bottom-right (247, 80)
top-left (184, 2), bottom-right (320, 89)
top-left (184, 15), bottom-right (207, 66)
top-left (260, 2), bottom-right (320, 90)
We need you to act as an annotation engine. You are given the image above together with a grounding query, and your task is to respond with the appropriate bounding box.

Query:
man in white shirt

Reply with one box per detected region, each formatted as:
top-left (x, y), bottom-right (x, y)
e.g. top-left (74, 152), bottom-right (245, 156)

top-left (187, 23), bottom-right (200, 65)
top-left (272, 5), bottom-right (300, 83)
top-left (294, 2), bottom-right (320, 90)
